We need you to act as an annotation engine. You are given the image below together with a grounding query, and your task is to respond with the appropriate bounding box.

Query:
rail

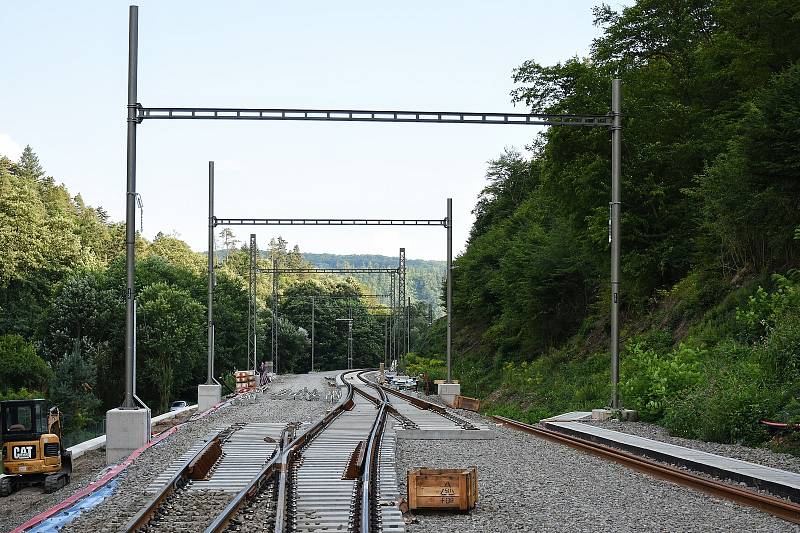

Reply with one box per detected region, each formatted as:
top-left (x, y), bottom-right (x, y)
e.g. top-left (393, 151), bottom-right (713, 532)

top-left (204, 372), bottom-right (357, 533)
top-left (124, 426), bottom-right (230, 531)
top-left (355, 371), bottom-right (389, 532)
top-left (380, 383), bottom-right (479, 430)
top-left (491, 415), bottom-right (800, 525)
top-left (129, 370), bottom-right (389, 533)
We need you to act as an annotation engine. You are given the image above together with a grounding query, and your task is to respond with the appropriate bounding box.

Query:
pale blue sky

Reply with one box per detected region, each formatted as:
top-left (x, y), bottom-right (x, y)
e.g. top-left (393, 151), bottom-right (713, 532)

top-left (0, 1), bottom-right (621, 260)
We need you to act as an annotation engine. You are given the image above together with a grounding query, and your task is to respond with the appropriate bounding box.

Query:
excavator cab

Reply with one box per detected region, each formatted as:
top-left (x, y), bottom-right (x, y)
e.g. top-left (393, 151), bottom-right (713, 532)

top-left (0, 399), bottom-right (72, 496)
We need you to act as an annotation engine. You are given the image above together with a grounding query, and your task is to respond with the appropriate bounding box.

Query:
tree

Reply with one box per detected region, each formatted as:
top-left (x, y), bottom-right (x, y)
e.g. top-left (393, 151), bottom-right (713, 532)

top-left (49, 343), bottom-right (102, 432)
top-left (0, 162), bottom-right (48, 286)
top-left (43, 272), bottom-right (123, 364)
top-left (138, 282), bottom-right (205, 412)
top-left (18, 145), bottom-right (45, 182)
top-left (0, 334), bottom-right (52, 394)
top-left (149, 233), bottom-right (205, 273)
top-left (218, 228), bottom-right (239, 258)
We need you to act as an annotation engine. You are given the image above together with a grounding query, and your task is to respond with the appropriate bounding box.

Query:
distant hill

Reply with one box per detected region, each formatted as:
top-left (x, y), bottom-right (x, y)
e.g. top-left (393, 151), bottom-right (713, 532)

top-left (214, 247), bottom-right (447, 316)
top-left (303, 253), bottom-right (446, 317)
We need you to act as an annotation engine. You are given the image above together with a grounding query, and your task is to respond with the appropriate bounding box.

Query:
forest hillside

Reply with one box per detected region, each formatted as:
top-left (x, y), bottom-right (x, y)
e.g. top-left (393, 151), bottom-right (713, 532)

top-left (413, 0), bottom-right (800, 451)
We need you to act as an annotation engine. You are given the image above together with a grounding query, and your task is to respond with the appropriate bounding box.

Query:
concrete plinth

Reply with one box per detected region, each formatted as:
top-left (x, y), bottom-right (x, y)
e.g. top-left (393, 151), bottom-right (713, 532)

top-left (437, 383), bottom-right (461, 407)
top-left (198, 383), bottom-right (222, 412)
top-left (105, 408), bottom-right (150, 465)
top-left (592, 408), bottom-right (613, 421)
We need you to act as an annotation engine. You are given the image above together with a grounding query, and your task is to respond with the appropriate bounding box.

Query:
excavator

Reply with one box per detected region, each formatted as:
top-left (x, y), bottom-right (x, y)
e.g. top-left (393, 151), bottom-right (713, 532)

top-left (0, 399), bottom-right (72, 496)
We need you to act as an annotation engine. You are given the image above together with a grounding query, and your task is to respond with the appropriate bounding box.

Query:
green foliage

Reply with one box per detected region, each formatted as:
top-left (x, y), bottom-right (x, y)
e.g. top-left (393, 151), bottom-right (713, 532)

top-left (0, 388), bottom-right (41, 402)
top-left (662, 357), bottom-right (779, 445)
top-left (466, 350), bottom-right (610, 422)
top-left (303, 253), bottom-right (446, 317)
top-left (0, 334), bottom-right (52, 394)
top-left (401, 352), bottom-right (446, 388)
top-left (620, 343), bottom-right (704, 420)
top-left (735, 274), bottom-right (800, 341)
top-left (49, 345), bottom-right (102, 432)
top-left (277, 280), bottom-right (387, 373)
top-left (431, 0), bottom-right (800, 453)
top-left (138, 282), bottom-right (205, 413)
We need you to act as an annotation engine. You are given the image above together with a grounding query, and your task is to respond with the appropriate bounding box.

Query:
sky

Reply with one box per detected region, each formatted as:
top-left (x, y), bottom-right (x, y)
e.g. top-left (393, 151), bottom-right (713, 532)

top-left (0, 1), bottom-right (619, 260)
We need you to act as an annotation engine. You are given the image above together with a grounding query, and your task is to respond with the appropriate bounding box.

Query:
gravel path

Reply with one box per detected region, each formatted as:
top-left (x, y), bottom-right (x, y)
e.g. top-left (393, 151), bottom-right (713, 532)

top-left (395, 411), bottom-right (800, 532)
top-left (587, 419), bottom-right (800, 473)
top-left (0, 372), bottom-right (336, 533)
top-left (0, 447), bottom-right (107, 533)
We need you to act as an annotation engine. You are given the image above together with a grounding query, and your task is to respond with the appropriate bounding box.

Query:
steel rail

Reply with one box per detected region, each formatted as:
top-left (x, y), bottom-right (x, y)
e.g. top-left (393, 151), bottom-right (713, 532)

top-left (204, 373), bottom-right (357, 533)
top-left (274, 369), bottom-right (361, 532)
top-left (124, 427), bottom-right (229, 532)
top-left (491, 415), bottom-right (800, 525)
top-left (380, 384), bottom-right (447, 414)
top-left (379, 383), bottom-right (480, 430)
top-left (355, 372), bottom-right (389, 533)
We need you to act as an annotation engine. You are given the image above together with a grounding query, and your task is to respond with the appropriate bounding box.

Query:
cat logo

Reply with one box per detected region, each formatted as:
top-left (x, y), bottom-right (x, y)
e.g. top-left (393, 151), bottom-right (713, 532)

top-left (12, 446), bottom-right (34, 460)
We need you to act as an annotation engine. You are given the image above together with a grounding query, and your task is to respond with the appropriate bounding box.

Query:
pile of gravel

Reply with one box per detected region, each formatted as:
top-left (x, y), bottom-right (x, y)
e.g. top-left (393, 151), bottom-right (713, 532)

top-left (395, 415), bottom-right (798, 532)
top-left (1, 372), bottom-right (337, 533)
top-left (588, 419), bottom-right (800, 474)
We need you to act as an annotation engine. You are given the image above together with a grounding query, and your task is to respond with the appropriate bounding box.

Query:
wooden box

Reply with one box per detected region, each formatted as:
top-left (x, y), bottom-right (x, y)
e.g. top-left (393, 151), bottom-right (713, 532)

top-left (407, 467), bottom-right (477, 511)
top-left (453, 395), bottom-right (481, 412)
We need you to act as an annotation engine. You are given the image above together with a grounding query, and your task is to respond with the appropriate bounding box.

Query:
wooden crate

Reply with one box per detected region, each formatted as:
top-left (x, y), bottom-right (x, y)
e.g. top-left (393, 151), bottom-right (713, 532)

top-left (407, 467), bottom-right (477, 511)
top-left (453, 395), bottom-right (481, 412)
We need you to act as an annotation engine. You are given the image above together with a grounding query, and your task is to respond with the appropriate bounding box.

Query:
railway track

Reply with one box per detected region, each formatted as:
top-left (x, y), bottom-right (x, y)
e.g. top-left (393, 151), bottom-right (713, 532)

top-left (492, 415), bottom-right (800, 525)
top-left (128, 369), bottom-right (486, 533)
top-left (125, 422), bottom-right (291, 532)
top-left (201, 369), bottom-right (399, 533)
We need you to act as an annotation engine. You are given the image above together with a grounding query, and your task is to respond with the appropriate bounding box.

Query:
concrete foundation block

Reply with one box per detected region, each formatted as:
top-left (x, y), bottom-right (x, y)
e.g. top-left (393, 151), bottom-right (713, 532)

top-left (105, 408), bottom-right (150, 465)
top-left (198, 384), bottom-right (222, 412)
top-left (620, 409), bottom-right (639, 421)
top-left (437, 383), bottom-right (461, 407)
top-left (592, 408), bottom-right (613, 421)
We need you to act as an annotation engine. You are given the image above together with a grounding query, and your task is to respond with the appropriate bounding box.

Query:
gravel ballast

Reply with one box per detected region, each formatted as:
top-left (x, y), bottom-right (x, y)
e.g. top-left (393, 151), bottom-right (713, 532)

top-left (395, 410), bottom-right (800, 532)
top-left (0, 372), bottom-right (336, 533)
top-left (8, 375), bottom-right (800, 532)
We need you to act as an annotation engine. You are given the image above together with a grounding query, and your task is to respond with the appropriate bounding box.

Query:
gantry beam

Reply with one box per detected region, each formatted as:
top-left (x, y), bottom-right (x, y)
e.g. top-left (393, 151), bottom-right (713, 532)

top-left (279, 294), bottom-right (390, 299)
top-left (214, 218), bottom-right (446, 227)
top-left (136, 106), bottom-right (612, 127)
top-left (257, 267), bottom-right (398, 274)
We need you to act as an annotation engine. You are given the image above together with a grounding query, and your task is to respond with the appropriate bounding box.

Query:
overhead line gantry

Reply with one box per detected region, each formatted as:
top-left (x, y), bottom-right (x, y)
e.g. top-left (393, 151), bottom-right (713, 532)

top-left (258, 264), bottom-right (401, 373)
top-left (117, 6), bottom-right (623, 463)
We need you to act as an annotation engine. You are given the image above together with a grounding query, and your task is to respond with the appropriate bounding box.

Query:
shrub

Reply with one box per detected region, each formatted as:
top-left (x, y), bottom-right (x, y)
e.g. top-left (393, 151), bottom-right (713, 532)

top-left (401, 353), bottom-right (447, 390)
top-left (757, 308), bottom-right (800, 380)
top-left (662, 358), bottom-right (780, 444)
top-left (49, 347), bottom-right (102, 432)
top-left (0, 387), bottom-right (41, 401)
top-left (620, 343), bottom-right (704, 420)
top-left (735, 274), bottom-right (800, 341)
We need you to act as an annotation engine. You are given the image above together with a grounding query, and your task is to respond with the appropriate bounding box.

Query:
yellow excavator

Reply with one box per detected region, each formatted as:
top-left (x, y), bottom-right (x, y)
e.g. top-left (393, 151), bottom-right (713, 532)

top-left (0, 399), bottom-right (72, 496)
